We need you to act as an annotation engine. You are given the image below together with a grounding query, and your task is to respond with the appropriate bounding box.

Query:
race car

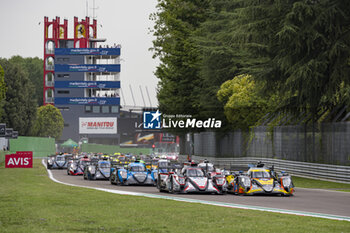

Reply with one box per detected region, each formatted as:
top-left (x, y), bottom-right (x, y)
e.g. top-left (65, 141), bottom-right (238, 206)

top-left (67, 157), bottom-right (90, 175)
top-left (114, 155), bottom-right (130, 166)
top-left (226, 162), bottom-right (294, 196)
top-left (47, 154), bottom-right (72, 169)
top-left (157, 163), bottom-right (227, 194)
top-left (110, 161), bottom-right (156, 186)
top-left (83, 159), bottom-right (111, 180)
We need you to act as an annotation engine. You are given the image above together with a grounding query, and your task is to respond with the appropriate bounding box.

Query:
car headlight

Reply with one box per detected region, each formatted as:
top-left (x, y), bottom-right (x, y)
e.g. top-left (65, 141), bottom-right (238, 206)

top-left (241, 177), bottom-right (251, 187)
top-left (48, 159), bottom-right (53, 164)
top-left (215, 177), bottom-right (226, 186)
top-left (88, 166), bottom-right (95, 173)
top-left (282, 177), bottom-right (291, 187)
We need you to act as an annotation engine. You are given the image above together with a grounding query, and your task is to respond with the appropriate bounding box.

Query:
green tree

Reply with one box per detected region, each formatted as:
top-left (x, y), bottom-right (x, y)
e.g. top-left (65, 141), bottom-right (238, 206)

top-left (0, 58), bottom-right (37, 135)
top-left (33, 105), bottom-right (64, 140)
top-left (275, 0), bottom-right (350, 115)
top-left (9, 56), bottom-right (43, 106)
top-left (0, 65), bottom-right (6, 119)
top-left (217, 74), bottom-right (271, 129)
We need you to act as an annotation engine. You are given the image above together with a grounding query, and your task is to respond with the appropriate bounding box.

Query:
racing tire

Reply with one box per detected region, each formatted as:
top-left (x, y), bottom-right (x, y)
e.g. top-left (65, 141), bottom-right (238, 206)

top-left (115, 177), bottom-right (122, 185)
top-left (169, 178), bottom-right (175, 194)
top-left (156, 176), bottom-right (161, 190)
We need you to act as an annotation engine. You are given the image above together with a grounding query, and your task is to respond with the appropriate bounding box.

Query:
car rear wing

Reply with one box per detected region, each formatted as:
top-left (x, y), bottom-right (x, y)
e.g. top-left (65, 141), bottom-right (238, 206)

top-left (110, 161), bottom-right (128, 169)
top-left (158, 162), bottom-right (183, 173)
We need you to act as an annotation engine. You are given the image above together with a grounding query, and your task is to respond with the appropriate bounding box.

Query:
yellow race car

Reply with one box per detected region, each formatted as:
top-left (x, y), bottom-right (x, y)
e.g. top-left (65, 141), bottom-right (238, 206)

top-left (226, 162), bottom-right (294, 196)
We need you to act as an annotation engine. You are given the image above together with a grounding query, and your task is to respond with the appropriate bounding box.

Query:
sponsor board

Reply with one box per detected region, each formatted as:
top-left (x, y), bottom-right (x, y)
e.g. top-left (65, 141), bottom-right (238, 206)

top-left (0, 123), bottom-right (5, 137)
top-left (55, 97), bottom-right (120, 105)
top-left (5, 151), bottom-right (33, 168)
top-left (55, 64), bottom-right (120, 72)
top-left (55, 48), bottom-right (121, 56)
top-left (5, 128), bottom-right (13, 139)
top-left (55, 81), bottom-right (120, 89)
top-left (79, 117), bottom-right (117, 134)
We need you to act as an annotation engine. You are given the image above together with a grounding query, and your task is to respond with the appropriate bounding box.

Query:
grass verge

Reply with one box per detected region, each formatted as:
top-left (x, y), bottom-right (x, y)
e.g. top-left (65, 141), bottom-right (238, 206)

top-left (0, 160), bottom-right (349, 233)
top-left (293, 176), bottom-right (350, 191)
top-left (0, 151), bottom-right (5, 163)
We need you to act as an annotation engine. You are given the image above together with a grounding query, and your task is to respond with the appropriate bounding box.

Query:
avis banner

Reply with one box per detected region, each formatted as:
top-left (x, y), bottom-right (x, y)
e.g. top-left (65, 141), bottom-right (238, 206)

top-left (5, 151), bottom-right (33, 168)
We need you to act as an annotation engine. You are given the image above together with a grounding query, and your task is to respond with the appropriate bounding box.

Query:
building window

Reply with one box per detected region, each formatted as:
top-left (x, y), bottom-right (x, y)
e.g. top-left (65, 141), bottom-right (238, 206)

top-left (64, 123), bottom-right (69, 127)
top-left (111, 106), bottom-right (119, 113)
top-left (85, 105), bottom-right (92, 112)
top-left (102, 106), bottom-right (110, 113)
top-left (92, 106), bottom-right (100, 113)
top-left (58, 107), bottom-right (69, 111)
top-left (57, 90), bottom-right (70, 94)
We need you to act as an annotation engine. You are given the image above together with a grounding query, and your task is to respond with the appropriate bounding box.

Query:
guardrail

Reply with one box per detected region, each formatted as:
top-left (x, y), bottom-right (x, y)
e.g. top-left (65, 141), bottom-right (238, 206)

top-left (179, 155), bottom-right (350, 184)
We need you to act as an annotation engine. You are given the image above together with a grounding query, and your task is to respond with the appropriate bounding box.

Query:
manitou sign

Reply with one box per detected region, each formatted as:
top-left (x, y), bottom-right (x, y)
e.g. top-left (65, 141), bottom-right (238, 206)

top-left (5, 151), bottom-right (33, 168)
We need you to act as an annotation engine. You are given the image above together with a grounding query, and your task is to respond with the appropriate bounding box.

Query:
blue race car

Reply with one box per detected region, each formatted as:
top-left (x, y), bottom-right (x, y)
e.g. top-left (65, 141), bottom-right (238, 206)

top-left (110, 161), bottom-right (156, 186)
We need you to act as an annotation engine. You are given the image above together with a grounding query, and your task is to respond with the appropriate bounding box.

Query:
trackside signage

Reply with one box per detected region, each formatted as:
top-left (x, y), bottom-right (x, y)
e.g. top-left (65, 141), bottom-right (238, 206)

top-left (79, 117), bottom-right (117, 134)
top-left (5, 151), bottom-right (33, 168)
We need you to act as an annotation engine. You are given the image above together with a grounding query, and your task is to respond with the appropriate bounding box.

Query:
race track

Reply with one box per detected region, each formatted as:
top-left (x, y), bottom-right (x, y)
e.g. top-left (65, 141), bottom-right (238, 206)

top-left (47, 165), bottom-right (350, 220)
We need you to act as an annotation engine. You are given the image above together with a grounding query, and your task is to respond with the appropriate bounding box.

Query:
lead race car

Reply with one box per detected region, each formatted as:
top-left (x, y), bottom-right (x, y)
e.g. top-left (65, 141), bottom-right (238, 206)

top-left (226, 162), bottom-right (294, 196)
top-left (47, 154), bottom-right (72, 169)
top-left (110, 161), bottom-right (157, 185)
top-left (158, 162), bottom-right (227, 194)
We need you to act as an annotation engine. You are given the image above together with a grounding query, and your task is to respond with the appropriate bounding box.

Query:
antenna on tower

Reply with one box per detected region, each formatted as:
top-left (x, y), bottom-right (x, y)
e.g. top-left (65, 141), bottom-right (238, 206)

top-left (86, 0), bottom-right (89, 17)
top-left (90, 0), bottom-right (99, 19)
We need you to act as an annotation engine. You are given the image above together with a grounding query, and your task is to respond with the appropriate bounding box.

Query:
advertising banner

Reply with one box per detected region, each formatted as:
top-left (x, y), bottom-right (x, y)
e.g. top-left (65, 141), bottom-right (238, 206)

top-left (5, 128), bottom-right (13, 139)
top-left (5, 151), bottom-right (33, 168)
top-left (0, 123), bottom-right (5, 137)
top-left (55, 81), bottom-right (120, 89)
top-left (55, 64), bottom-right (120, 73)
top-left (12, 131), bottom-right (18, 139)
top-left (55, 97), bottom-right (120, 105)
top-left (55, 48), bottom-right (121, 56)
top-left (79, 118), bottom-right (117, 134)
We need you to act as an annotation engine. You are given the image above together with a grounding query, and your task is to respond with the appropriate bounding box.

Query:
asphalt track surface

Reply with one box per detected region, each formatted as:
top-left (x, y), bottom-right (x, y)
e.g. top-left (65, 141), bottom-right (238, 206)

top-left (48, 167), bottom-right (350, 219)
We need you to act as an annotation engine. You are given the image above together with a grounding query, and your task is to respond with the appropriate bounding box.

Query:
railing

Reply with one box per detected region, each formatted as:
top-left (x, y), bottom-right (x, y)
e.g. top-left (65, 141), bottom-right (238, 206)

top-left (179, 155), bottom-right (350, 184)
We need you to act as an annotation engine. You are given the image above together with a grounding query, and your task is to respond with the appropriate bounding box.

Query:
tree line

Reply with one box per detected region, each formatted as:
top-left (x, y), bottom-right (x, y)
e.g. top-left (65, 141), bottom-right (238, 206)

top-left (151, 0), bottom-right (350, 131)
top-left (0, 56), bottom-right (63, 139)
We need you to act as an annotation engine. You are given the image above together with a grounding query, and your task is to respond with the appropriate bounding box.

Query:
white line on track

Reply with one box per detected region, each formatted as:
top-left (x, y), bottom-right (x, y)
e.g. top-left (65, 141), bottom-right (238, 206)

top-left (42, 159), bottom-right (350, 222)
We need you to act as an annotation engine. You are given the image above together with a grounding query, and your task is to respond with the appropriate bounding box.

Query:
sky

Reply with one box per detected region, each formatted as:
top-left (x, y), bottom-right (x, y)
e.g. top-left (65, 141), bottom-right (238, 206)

top-left (0, 0), bottom-right (159, 107)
